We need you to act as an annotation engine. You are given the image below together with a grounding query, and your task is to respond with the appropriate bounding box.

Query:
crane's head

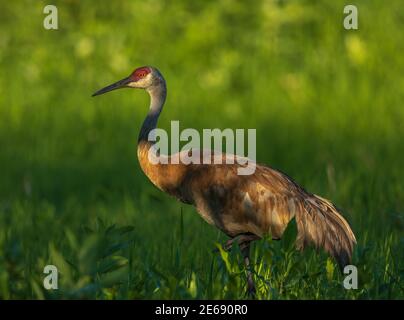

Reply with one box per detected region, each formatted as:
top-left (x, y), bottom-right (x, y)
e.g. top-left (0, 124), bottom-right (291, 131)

top-left (92, 66), bottom-right (164, 97)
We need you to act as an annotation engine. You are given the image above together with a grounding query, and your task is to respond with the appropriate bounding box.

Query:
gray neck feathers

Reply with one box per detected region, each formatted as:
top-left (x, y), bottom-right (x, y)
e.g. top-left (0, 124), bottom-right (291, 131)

top-left (138, 81), bottom-right (167, 143)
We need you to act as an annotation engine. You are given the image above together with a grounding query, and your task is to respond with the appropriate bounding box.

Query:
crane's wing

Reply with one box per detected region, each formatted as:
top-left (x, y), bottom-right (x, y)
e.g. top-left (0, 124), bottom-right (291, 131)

top-left (175, 153), bottom-right (356, 268)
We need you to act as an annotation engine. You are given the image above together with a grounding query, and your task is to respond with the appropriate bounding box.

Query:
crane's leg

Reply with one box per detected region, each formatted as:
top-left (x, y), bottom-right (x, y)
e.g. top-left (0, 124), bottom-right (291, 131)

top-left (212, 233), bottom-right (259, 297)
top-left (223, 233), bottom-right (260, 251)
top-left (216, 233), bottom-right (259, 297)
top-left (242, 242), bottom-right (256, 297)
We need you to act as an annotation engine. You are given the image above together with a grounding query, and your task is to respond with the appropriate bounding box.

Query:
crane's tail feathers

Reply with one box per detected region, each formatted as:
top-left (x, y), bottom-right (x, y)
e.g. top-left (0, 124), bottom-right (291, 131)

top-left (295, 194), bottom-right (356, 269)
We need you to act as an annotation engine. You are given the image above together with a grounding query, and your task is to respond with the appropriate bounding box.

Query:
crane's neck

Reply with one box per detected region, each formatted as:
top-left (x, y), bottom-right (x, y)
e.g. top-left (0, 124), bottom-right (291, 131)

top-left (136, 79), bottom-right (189, 201)
top-left (138, 83), bottom-right (167, 143)
top-left (137, 81), bottom-right (170, 191)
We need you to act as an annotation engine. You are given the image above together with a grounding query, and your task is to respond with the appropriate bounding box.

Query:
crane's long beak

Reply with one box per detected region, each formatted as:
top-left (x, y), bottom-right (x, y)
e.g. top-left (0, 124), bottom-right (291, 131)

top-left (92, 76), bottom-right (132, 97)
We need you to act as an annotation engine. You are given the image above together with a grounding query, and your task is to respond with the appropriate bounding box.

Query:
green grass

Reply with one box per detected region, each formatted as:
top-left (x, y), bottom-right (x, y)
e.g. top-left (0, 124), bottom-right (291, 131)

top-left (0, 0), bottom-right (403, 299)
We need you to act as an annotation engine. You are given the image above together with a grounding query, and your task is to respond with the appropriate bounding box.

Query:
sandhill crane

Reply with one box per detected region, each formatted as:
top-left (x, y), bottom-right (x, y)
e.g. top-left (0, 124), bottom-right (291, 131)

top-left (93, 66), bottom-right (356, 296)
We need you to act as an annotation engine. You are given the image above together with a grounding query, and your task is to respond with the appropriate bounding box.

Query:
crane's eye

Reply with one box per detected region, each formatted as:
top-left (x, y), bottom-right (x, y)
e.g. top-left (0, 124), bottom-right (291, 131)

top-left (136, 72), bottom-right (147, 79)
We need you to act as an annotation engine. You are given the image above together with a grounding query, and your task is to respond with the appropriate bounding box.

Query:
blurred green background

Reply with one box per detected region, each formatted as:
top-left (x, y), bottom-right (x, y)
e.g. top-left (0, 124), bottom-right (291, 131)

top-left (0, 0), bottom-right (403, 299)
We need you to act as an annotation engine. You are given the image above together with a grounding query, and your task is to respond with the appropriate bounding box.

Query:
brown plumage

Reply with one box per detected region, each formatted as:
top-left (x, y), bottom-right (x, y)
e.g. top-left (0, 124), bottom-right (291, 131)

top-left (93, 66), bottom-right (356, 295)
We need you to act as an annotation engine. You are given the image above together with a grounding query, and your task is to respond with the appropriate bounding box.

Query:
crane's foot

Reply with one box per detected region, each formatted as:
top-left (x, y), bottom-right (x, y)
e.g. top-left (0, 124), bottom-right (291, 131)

top-left (246, 278), bottom-right (256, 298)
